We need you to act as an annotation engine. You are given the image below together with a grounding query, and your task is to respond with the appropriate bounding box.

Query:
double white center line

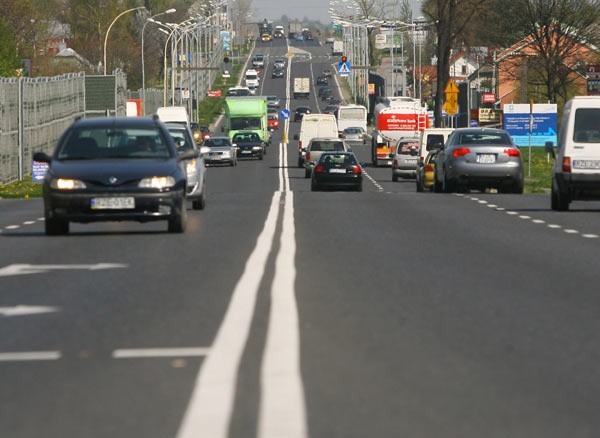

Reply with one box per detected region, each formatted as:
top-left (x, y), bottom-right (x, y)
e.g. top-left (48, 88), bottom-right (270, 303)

top-left (177, 141), bottom-right (307, 438)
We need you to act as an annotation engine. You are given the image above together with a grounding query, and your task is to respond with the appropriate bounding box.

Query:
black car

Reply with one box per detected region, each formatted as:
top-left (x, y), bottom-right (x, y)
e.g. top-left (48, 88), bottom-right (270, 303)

top-left (232, 131), bottom-right (264, 159)
top-left (294, 106), bottom-right (311, 122)
top-left (272, 67), bottom-right (284, 78)
top-left (320, 88), bottom-right (335, 101)
top-left (316, 75), bottom-right (328, 86)
top-left (311, 151), bottom-right (363, 192)
top-left (322, 104), bottom-right (339, 115)
top-left (33, 116), bottom-right (198, 235)
top-left (318, 85), bottom-right (331, 97)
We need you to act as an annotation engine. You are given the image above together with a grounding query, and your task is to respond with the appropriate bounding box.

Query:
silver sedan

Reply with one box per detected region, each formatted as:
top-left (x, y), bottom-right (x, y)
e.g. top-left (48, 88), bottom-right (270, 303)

top-left (433, 128), bottom-right (524, 194)
top-left (201, 136), bottom-right (237, 166)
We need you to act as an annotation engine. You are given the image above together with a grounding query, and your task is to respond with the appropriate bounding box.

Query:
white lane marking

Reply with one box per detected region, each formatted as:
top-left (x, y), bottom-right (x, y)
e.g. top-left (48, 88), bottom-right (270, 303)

top-left (532, 219), bottom-right (546, 224)
top-left (5, 225), bottom-right (19, 230)
top-left (176, 192), bottom-right (282, 438)
top-left (548, 224), bottom-right (562, 229)
top-left (564, 229), bottom-right (579, 234)
top-left (487, 204), bottom-right (498, 208)
top-left (0, 351), bottom-right (61, 362)
top-left (258, 191), bottom-right (307, 438)
top-left (478, 200), bottom-right (488, 204)
top-left (583, 234), bottom-right (599, 239)
top-left (362, 169), bottom-right (383, 191)
top-left (23, 221), bottom-right (36, 225)
top-left (0, 263), bottom-right (128, 277)
top-left (113, 348), bottom-right (210, 359)
top-left (506, 211), bottom-right (518, 215)
top-left (0, 305), bottom-right (59, 317)
top-left (519, 215), bottom-right (531, 219)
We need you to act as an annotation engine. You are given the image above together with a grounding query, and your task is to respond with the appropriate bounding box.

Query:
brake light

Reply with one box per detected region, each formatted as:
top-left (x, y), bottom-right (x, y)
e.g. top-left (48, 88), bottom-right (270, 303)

top-left (306, 152), bottom-right (311, 161)
top-left (393, 159), bottom-right (398, 169)
top-left (504, 148), bottom-right (521, 157)
top-left (299, 141), bottom-right (302, 149)
top-left (452, 147), bottom-right (471, 157)
top-left (314, 164), bottom-right (325, 173)
top-left (424, 164), bottom-right (434, 172)
top-left (351, 165), bottom-right (362, 174)
top-left (562, 156), bottom-right (571, 173)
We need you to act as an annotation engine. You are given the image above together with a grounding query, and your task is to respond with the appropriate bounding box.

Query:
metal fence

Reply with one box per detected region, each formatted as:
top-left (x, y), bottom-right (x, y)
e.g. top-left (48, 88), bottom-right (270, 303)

top-left (0, 71), bottom-right (126, 185)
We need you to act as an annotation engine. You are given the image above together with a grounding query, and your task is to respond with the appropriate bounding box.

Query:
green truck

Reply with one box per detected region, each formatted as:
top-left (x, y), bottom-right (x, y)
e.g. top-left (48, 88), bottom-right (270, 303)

top-left (224, 96), bottom-right (270, 145)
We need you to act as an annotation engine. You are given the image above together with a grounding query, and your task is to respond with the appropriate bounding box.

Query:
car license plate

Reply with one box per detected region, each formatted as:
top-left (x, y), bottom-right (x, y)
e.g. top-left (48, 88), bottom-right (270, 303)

top-left (210, 153), bottom-right (221, 159)
top-left (405, 158), bottom-right (417, 164)
top-left (477, 154), bottom-right (496, 164)
top-left (573, 160), bottom-right (600, 169)
top-left (91, 197), bottom-right (135, 209)
top-left (241, 150), bottom-right (251, 154)
top-left (329, 168), bottom-right (347, 174)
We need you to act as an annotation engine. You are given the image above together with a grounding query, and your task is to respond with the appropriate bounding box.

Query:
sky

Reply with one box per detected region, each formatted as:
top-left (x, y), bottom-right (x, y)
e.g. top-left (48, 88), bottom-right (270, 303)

top-left (251, 0), bottom-right (424, 25)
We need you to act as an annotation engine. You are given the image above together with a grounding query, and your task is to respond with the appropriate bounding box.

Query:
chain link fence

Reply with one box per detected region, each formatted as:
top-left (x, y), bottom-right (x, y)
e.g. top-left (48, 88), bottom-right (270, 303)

top-left (0, 71), bottom-right (127, 185)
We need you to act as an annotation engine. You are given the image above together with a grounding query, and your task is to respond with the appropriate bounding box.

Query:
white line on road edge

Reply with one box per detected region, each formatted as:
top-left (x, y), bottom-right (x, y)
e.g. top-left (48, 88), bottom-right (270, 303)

top-left (0, 351), bottom-right (61, 362)
top-left (176, 192), bottom-right (282, 438)
top-left (113, 348), bottom-right (210, 359)
top-left (258, 190), bottom-right (307, 438)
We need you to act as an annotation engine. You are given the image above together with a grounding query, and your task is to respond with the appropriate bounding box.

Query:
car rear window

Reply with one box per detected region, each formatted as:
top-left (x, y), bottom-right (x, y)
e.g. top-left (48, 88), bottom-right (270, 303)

top-left (398, 141), bottom-right (419, 154)
top-left (457, 133), bottom-right (510, 145)
top-left (573, 109), bottom-right (600, 143)
top-left (321, 153), bottom-right (357, 165)
top-left (426, 134), bottom-right (446, 151)
top-left (310, 141), bottom-right (345, 151)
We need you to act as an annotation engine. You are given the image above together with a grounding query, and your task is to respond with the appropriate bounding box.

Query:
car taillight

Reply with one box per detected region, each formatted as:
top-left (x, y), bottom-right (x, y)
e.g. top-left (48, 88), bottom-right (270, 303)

top-left (424, 164), bottom-right (433, 172)
top-left (314, 164), bottom-right (325, 173)
top-left (351, 165), bottom-right (362, 174)
top-left (452, 147), bottom-right (471, 157)
top-left (562, 156), bottom-right (571, 173)
top-left (504, 148), bottom-right (521, 157)
top-left (393, 159), bottom-right (398, 169)
top-left (419, 156), bottom-right (425, 163)
top-left (306, 152), bottom-right (311, 161)
top-left (299, 141), bottom-right (302, 149)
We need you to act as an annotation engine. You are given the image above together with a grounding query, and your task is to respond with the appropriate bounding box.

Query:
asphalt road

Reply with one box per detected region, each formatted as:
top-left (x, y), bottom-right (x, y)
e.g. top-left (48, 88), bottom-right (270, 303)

top-left (2, 36), bottom-right (600, 438)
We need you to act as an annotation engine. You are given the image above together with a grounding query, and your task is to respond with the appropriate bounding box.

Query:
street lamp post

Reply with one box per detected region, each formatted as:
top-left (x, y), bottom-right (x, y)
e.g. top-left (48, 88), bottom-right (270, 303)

top-left (103, 6), bottom-right (146, 75)
top-left (142, 8), bottom-right (176, 114)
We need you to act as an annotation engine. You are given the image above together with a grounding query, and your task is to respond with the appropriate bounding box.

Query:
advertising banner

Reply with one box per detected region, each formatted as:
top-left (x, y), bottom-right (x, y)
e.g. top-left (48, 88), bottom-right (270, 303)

top-left (502, 103), bottom-right (558, 147)
top-left (220, 31), bottom-right (231, 52)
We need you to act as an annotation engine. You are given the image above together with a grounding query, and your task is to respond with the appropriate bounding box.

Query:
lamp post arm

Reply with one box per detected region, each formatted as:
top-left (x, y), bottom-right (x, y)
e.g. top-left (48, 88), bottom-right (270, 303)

top-left (104, 6), bottom-right (146, 75)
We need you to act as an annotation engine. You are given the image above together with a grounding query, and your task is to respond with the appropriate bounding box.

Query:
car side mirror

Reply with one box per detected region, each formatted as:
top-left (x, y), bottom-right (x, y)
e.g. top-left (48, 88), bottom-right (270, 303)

top-left (545, 141), bottom-right (556, 159)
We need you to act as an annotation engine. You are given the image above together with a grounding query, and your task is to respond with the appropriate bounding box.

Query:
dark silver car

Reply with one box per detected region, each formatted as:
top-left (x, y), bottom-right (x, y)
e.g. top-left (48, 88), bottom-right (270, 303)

top-left (433, 128), bottom-right (524, 193)
top-left (302, 137), bottom-right (350, 178)
top-left (201, 136), bottom-right (237, 166)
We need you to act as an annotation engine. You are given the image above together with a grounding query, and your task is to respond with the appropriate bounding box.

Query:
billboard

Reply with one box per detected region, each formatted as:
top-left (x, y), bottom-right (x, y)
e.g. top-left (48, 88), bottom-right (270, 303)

top-left (220, 31), bottom-right (231, 52)
top-left (502, 103), bottom-right (558, 147)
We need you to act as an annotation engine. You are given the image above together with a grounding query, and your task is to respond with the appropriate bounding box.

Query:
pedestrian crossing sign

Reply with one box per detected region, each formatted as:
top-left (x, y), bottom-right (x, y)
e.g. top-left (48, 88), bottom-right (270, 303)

top-left (337, 61), bottom-right (351, 76)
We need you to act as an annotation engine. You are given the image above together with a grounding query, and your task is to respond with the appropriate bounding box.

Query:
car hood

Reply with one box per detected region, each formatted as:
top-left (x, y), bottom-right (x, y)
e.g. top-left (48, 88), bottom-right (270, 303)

top-left (207, 146), bottom-right (233, 152)
top-left (49, 158), bottom-right (181, 183)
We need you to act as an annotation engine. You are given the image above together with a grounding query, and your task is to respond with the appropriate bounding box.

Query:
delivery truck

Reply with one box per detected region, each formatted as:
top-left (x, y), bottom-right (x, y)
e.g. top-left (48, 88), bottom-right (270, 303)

top-left (293, 77), bottom-right (310, 99)
top-left (224, 96), bottom-right (270, 146)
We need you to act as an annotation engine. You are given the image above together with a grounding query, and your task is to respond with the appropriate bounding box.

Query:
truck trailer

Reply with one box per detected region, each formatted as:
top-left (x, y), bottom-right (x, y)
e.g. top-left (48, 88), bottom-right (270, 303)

top-left (293, 77), bottom-right (310, 99)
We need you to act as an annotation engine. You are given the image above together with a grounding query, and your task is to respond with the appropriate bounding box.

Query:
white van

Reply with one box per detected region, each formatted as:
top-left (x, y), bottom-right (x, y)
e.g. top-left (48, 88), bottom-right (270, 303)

top-left (294, 114), bottom-right (338, 167)
top-left (418, 128), bottom-right (454, 163)
top-left (245, 69), bottom-right (260, 93)
top-left (156, 106), bottom-right (189, 127)
top-left (551, 96), bottom-right (600, 211)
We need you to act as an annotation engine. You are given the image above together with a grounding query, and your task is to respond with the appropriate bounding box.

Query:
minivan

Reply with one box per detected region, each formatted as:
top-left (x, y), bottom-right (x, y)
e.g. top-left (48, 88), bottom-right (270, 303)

top-left (294, 114), bottom-right (338, 167)
top-left (551, 96), bottom-right (600, 211)
top-left (418, 128), bottom-right (455, 163)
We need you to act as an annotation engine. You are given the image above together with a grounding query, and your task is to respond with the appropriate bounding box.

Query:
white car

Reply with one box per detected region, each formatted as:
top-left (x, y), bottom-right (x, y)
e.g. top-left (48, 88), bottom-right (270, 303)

top-left (391, 138), bottom-right (420, 181)
top-left (325, 36), bottom-right (335, 44)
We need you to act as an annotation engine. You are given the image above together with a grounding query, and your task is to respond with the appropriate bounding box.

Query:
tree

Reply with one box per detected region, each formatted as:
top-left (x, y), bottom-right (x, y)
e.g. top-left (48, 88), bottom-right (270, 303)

top-left (0, 20), bottom-right (20, 76)
top-left (496, 0), bottom-right (600, 105)
top-left (422, 0), bottom-right (491, 126)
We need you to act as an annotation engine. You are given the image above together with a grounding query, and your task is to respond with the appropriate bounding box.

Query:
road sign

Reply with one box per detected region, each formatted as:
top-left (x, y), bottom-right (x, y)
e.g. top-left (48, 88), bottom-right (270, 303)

top-left (444, 79), bottom-right (459, 115)
top-left (280, 109), bottom-right (291, 120)
top-left (337, 61), bottom-right (351, 76)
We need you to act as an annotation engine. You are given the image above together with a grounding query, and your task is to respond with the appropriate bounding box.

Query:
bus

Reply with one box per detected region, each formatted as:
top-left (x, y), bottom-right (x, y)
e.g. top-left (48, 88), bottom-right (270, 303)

top-left (336, 104), bottom-right (368, 133)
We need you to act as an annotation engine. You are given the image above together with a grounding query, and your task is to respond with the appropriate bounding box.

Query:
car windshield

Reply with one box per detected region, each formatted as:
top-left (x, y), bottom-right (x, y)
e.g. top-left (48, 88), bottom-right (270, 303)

top-left (233, 133), bottom-right (260, 142)
top-left (231, 118), bottom-right (261, 130)
top-left (168, 128), bottom-right (194, 152)
top-left (456, 132), bottom-right (510, 145)
top-left (204, 138), bottom-right (231, 147)
top-left (310, 141), bottom-right (345, 151)
top-left (57, 127), bottom-right (172, 159)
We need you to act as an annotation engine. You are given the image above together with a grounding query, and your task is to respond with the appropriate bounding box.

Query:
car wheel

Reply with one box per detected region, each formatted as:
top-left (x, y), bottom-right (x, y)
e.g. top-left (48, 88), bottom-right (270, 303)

top-left (433, 172), bottom-right (442, 193)
top-left (392, 173), bottom-right (398, 182)
top-left (45, 217), bottom-right (69, 235)
top-left (192, 192), bottom-right (205, 210)
top-left (356, 183), bottom-right (363, 192)
top-left (416, 178), bottom-right (424, 192)
top-left (311, 180), bottom-right (319, 191)
top-left (551, 179), bottom-right (569, 211)
top-left (297, 157), bottom-right (304, 168)
top-left (168, 201), bottom-right (187, 233)
top-left (443, 170), bottom-right (456, 193)
top-left (259, 153), bottom-right (263, 160)
top-left (304, 168), bottom-right (311, 178)
top-left (513, 182), bottom-right (524, 194)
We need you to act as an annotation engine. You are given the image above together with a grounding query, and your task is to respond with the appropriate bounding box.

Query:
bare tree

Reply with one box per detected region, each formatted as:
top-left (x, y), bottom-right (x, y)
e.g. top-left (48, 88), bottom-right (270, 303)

top-left (422, 0), bottom-right (491, 126)
top-left (498, 0), bottom-right (600, 104)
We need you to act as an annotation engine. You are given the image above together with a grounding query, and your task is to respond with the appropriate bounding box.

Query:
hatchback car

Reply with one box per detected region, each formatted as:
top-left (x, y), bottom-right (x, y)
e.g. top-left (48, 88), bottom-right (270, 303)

top-left (391, 138), bottom-right (420, 181)
top-left (252, 54), bottom-right (265, 68)
top-left (232, 131), bottom-right (264, 160)
top-left (302, 137), bottom-right (350, 177)
top-left (433, 128), bottom-right (524, 193)
top-left (294, 106), bottom-right (311, 122)
top-left (316, 75), bottom-right (328, 86)
top-left (33, 116), bottom-right (198, 235)
top-left (201, 136), bottom-right (237, 166)
top-left (268, 114), bottom-right (279, 131)
top-left (321, 69), bottom-right (333, 78)
top-left (311, 152), bottom-right (363, 192)
top-left (273, 58), bottom-right (286, 68)
top-left (266, 95), bottom-right (280, 108)
top-left (164, 123), bottom-right (207, 210)
top-left (339, 127), bottom-right (368, 144)
top-left (416, 150), bottom-right (438, 192)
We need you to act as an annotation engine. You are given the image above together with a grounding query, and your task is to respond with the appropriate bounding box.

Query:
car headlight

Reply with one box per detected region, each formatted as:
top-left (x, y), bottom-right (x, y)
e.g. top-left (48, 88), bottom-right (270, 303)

top-left (50, 178), bottom-right (86, 190)
top-left (252, 146), bottom-right (262, 150)
top-left (138, 176), bottom-right (176, 189)
top-left (186, 160), bottom-right (198, 176)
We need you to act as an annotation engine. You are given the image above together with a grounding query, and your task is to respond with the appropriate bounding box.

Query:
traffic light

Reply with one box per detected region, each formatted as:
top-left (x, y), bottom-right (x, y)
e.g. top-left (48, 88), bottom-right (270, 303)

top-left (341, 56), bottom-right (347, 63)
top-left (223, 56), bottom-right (230, 63)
